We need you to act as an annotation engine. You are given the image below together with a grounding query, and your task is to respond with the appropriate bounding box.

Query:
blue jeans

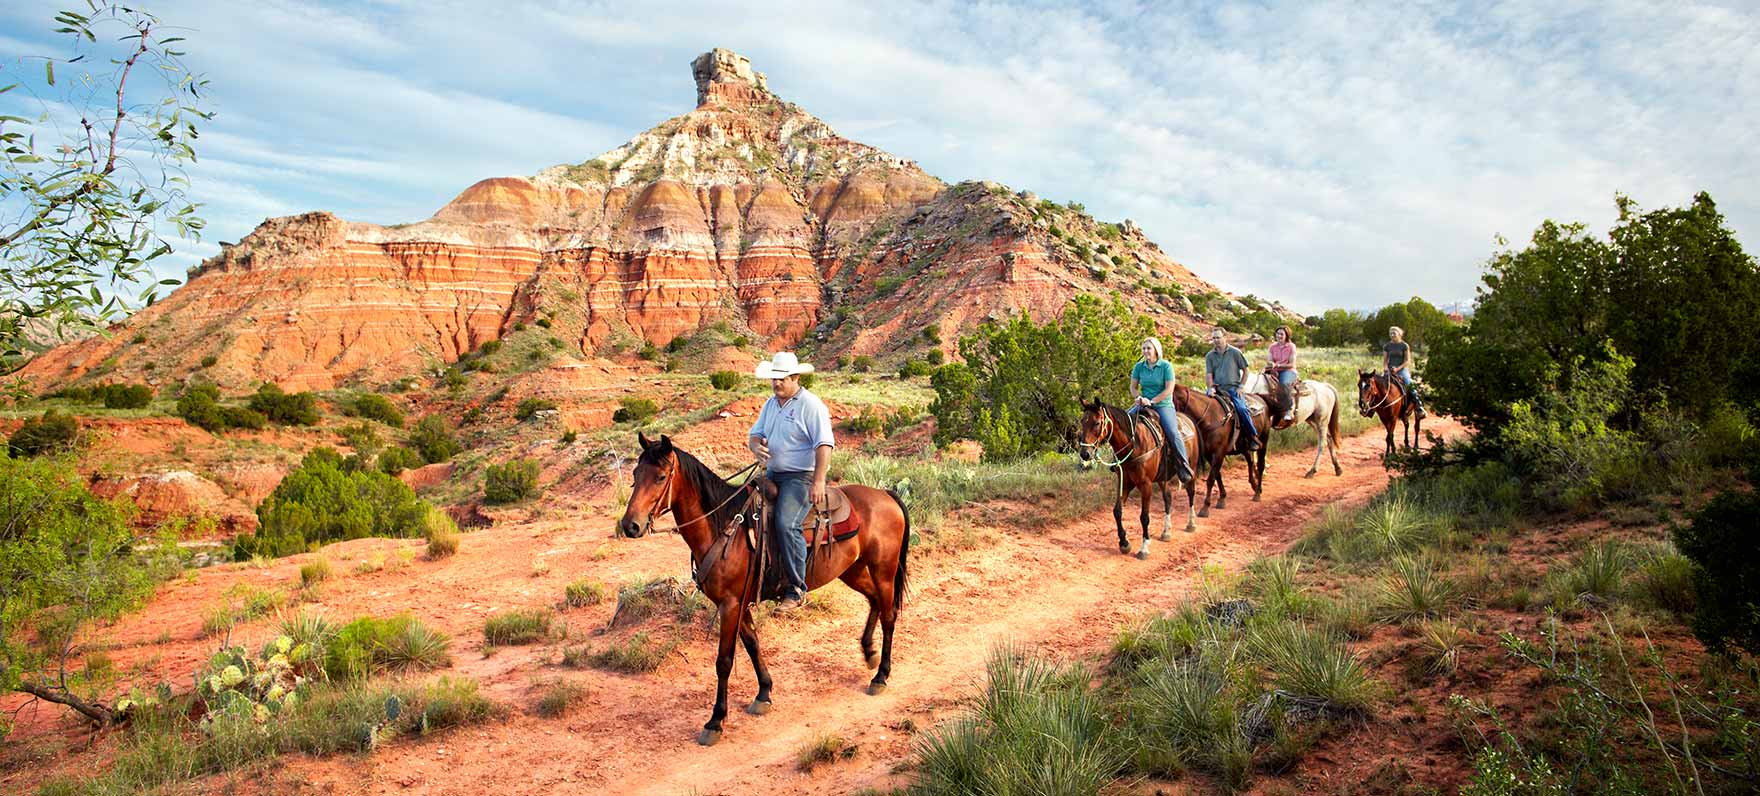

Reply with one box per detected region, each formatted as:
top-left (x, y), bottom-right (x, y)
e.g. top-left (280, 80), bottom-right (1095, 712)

top-left (1128, 404), bottom-right (1189, 473)
top-left (1218, 386), bottom-right (1258, 440)
top-left (1394, 367), bottom-right (1411, 387)
top-left (1277, 370), bottom-right (1298, 388)
top-left (769, 470), bottom-right (812, 597)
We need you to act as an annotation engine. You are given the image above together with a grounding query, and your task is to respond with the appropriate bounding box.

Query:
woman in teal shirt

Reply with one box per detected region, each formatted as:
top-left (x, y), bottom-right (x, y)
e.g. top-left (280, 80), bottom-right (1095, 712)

top-left (1129, 337), bottom-right (1194, 482)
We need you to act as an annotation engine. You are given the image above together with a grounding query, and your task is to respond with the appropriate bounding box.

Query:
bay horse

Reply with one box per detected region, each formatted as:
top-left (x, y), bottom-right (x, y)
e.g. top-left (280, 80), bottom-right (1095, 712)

top-left (1169, 383), bottom-right (1262, 514)
top-left (1076, 399), bottom-right (1198, 559)
top-left (616, 433), bottom-right (911, 746)
top-left (1244, 371), bottom-right (1344, 480)
top-left (1358, 369), bottom-right (1421, 457)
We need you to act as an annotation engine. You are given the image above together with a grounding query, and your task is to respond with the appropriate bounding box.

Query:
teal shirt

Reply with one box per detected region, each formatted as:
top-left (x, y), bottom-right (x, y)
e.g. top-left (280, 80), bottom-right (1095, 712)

top-left (1205, 346), bottom-right (1250, 388)
top-left (1131, 359), bottom-right (1175, 407)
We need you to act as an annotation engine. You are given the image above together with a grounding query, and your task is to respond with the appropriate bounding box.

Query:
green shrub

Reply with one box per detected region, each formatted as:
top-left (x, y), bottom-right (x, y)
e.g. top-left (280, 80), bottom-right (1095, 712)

top-left (96, 382), bottom-right (153, 408)
top-left (514, 398), bottom-right (557, 421)
top-left (709, 370), bottom-right (740, 390)
top-left (612, 397), bottom-right (659, 424)
top-left (346, 394), bottom-right (404, 427)
top-left (559, 429), bottom-right (577, 445)
top-left (424, 507), bottom-right (461, 559)
top-left (926, 348), bottom-right (945, 366)
top-left (638, 341), bottom-right (661, 361)
top-left (874, 275), bottom-right (906, 296)
top-left (6, 410), bottom-right (78, 457)
top-left (796, 733), bottom-right (856, 771)
top-left (1376, 556), bottom-right (1458, 622)
top-left (484, 459), bottom-right (541, 504)
top-left (200, 354), bottom-right (219, 368)
top-left (565, 579), bottom-right (607, 608)
top-left (536, 317), bottom-right (552, 329)
top-left (798, 372), bottom-right (816, 390)
top-left (1676, 485), bottom-right (1760, 654)
top-left (930, 295), bottom-right (1154, 460)
top-left (220, 405), bottom-right (267, 430)
top-left (477, 340), bottom-right (502, 356)
top-left (532, 678), bottom-right (588, 718)
top-left (408, 415), bottom-right (462, 464)
top-left (322, 614), bottom-right (452, 681)
top-left (852, 355), bottom-right (874, 373)
top-left (665, 335), bottom-right (688, 353)
top-left (484, 608), bottom-right (553, 645)
top-left (1636, 552), bottom-right (1696, 614)
top-left (377, 446), bottom-right (426, 475)
top-left (299, 558), bottom-right (333, 587)
top-left (915, 647), bottom-right (1121, 795)
top-left (233, 448), bottom-right (435, 559)
top-left (581, 632), bottom-right (678, 673)
top-left (897, 359), bottom-right (933, 379)
top-left (247, 383), bottom-right (320, 426)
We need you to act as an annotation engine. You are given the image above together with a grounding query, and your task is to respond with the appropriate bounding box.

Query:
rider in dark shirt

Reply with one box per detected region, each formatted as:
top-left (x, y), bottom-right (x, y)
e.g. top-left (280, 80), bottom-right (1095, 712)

top-left (1382, 327), bottom-right (1427, 419)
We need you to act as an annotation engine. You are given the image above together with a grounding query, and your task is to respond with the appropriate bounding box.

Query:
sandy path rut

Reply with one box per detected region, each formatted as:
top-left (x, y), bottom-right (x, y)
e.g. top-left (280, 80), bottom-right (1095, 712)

top-left (0, 420), bottom-right (1458, 796)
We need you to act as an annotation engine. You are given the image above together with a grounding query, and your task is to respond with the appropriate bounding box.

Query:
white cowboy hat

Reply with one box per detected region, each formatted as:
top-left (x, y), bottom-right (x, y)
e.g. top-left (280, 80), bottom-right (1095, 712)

top-left (754, 351), bottom-right (815, 379)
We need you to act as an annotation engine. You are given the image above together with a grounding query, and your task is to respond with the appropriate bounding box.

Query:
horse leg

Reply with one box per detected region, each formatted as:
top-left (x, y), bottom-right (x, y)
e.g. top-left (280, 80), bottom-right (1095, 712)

top-left (1184, 477), bottom-right (1197, 532)
top-left (1306, 420), bottom-right (1322, 478)
top-left (699, 601), bottom-right (742, 745)
top-left (1159, 481), bottom-right (1174, 541)
top-left (1114, 484), bottom-right (1130, 554)
top-left (1136, 484), bottom-right (1152, 560)
top-left (739, 611), bottom-right (773, 715)
top-left (840, 567), bottom-right (883, 669)
top-left (1251, 443), bottom-right (1265, 501)
top-left (1198, 457), bottom-right (1214, 518)
top-left (869, 564), bottom-right (898, 695)
top-left (1215, 454), bottom-right (1229, 510)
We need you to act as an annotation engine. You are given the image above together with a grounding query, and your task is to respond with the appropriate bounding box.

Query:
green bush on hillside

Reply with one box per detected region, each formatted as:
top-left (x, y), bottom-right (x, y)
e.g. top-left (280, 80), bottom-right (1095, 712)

top-left (484, 459), bottom-right (541, 504)
top-left (709, 370), bottom-right (740, 390)
top-left (377, 446), bottom-right (427, 476)
top-left (234, 448), bottom-right (435, 559)
top-left (345, 393), bottom-right (405, 427)
top-left (898, 360), bottom-right (934, 379)
top-left (1676, 481), bottom-right (1760, 656)
top-left (6, 410), bottom-right (78, 457)
top-left (176, 384), bottom-right (269, 433)
top-left (408, 415), bottom-right (462, 464)
top-left (612, 397), bottom-right (659, 424)
top-left (515, 398), bottom-right (557, 421)
top-left (247, 383), bottom-right (320, 426)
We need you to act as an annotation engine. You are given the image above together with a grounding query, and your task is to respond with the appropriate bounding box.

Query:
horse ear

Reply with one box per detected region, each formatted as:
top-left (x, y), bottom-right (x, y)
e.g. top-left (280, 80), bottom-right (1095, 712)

top-left (657, 434), bottom-right (674, 453)
top-left (637, 432), bottom-right (652, 450)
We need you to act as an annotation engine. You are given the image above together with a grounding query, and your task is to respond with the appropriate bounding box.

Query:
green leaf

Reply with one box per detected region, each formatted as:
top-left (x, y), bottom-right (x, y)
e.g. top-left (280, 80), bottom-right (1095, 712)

top-left (45, 61), bottom-right (55, 86)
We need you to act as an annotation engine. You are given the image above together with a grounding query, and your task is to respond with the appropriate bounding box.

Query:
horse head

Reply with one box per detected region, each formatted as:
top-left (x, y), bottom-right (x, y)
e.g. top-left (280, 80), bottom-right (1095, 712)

top-left (1075, 396), bottom-right (1111, 462)
top-left (1356, 370), bottom-right (1381, 417)
top-left (618, 432), bottom-right (678, 538)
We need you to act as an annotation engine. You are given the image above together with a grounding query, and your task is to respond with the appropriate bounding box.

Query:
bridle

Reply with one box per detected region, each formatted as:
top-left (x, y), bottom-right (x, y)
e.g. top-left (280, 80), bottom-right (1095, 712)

top-left (632, 457), bottom-right (761, 536)
top-left (1078, 404), bottom-right (1140, 469)
top-left (1358, 372), bottom-right (1401, 416)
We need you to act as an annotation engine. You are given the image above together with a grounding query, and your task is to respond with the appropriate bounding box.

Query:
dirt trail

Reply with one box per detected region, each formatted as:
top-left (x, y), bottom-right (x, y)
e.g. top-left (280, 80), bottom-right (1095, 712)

top-left (0, 419), bottom-right (1460, 796)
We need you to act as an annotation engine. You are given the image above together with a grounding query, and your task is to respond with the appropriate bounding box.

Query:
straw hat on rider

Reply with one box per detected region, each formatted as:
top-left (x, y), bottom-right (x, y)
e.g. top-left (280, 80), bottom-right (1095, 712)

top-left (753, 351), bottom-right (816, 380)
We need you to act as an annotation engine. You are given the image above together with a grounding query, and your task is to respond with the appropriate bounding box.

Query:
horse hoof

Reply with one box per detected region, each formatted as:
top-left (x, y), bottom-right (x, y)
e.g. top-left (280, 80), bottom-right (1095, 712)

top-left (1216, 500), bottom-right (1227, 510)
top-left (1135, 549), bottom-right (1148, 561)
top-left (697, 728), bottom-right (723, 746)
top-left (1334, 468), bottom-right (1343, 476)
top-left (865, 651), bottom-right (880, 670)
top-left (868, 682), bottom-right (888, 696)
top-left (1184, 524), bottom-right (1196, 534)
top-left (1252, 494), bottom-right (1262, 502)
top-left (1197, 508), bottom-right (1210, 518)
top-left (1303, 470), bottom-right (1316, 479)
top-left (1159, 531), bottom-right (1172, 542)
top-left (745, 700), bottom-right (772, 716)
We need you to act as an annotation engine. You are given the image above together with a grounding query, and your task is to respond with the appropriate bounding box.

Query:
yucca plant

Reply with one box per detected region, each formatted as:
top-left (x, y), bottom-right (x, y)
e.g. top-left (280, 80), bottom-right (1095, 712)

top-left (1377, 555), bottom-right (1458, 623)
top-left (1246, 622), bottom-right (1376, 711)
top-left (379, 617), bottom-right (453, 671)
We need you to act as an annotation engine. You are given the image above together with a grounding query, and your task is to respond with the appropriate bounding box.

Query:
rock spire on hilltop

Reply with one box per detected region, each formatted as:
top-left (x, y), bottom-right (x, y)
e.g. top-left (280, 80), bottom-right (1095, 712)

top-left (22, 49), bottom-right (1253, 392)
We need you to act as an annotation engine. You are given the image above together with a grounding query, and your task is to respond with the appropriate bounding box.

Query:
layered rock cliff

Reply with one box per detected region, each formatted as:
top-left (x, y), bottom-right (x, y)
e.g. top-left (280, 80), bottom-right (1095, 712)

top-left (22, 48), bottom-right (1271, 391)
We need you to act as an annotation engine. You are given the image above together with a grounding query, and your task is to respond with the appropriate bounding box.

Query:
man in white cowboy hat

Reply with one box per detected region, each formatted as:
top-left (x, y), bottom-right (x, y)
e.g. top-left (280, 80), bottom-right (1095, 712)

top-left (747, 351), bottom-right (835, 611)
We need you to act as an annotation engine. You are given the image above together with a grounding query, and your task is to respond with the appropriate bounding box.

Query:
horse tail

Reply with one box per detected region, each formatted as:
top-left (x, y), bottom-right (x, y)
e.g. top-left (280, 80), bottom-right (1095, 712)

top-left (887, 489), bottom-right (911, 613)
top-left (1327, 389), bottom-right (1342, 450)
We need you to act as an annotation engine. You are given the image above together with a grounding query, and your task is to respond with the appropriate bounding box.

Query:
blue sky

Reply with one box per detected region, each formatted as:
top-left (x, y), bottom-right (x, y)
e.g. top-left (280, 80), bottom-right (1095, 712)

top-left (3, 0), bottom-right (1756, 314)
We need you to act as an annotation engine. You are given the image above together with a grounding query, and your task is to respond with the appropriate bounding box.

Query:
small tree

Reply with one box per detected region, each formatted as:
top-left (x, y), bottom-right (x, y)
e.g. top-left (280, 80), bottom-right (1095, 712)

top-left (6, 410), bottom-right (79, 456)
top-left (484, 459), bottom-right (541, 504)
top-left (1676, 479), bottom-right (1760, 656)
top-left (409, 415), bottom-right (462, 464)
top-left (0, 5), bottom-right (210, 359)
top-left (1, 456), bottom-right (177, 725)
top-left (247, 383), bottom-right (319, 426)
top-left (515, 397), bottom-right (558, 421)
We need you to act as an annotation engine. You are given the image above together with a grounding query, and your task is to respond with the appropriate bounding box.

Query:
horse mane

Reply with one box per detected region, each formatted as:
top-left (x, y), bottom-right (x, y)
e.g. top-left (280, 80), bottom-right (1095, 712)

top-left (664, 446), bottom-right (749, 530)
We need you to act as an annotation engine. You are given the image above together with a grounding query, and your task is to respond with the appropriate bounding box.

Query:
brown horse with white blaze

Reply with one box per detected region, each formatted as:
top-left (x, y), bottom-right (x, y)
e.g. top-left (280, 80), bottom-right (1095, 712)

top-left (1358, 369), bottom-right (1421, 457)
top-left (616, 433), bottom-right (911, 746)
top-left (1076, 398), bottom-right (1198, 559)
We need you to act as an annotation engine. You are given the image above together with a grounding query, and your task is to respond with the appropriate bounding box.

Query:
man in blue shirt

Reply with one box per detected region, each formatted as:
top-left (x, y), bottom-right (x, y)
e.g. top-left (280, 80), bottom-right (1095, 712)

top-left (748, 351), bottom-right (835, 611)
top-left (1203, 329), bottom-right (1260, 452)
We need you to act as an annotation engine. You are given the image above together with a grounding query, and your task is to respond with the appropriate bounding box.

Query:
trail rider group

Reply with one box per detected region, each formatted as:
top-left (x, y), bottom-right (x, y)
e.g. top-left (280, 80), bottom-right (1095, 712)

top-left (618, 328), bottom-right (1426, 745)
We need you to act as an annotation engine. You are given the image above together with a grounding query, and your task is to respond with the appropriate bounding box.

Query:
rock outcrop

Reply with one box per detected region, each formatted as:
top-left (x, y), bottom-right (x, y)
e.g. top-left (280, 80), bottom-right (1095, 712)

top-left (22, 49), bottom-right (1258, 391)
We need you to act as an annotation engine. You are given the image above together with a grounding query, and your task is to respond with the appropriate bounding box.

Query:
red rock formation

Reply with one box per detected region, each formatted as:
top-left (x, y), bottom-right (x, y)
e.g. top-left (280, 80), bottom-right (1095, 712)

top-left (22, 48), bottom-right (1266, 392)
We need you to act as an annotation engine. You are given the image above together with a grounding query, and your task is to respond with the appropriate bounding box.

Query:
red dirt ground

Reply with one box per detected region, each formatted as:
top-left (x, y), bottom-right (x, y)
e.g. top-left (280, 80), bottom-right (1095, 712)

top-left (0, 419), bottom-right (1465, 795)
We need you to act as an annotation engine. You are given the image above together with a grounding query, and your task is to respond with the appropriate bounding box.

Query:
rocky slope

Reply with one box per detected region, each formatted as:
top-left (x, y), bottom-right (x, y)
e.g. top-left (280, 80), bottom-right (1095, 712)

top-left (21, 48), bottom-right (1283, 392)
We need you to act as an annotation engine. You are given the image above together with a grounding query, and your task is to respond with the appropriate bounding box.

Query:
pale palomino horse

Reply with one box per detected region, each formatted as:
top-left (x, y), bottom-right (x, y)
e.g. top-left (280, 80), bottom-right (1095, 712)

top-left (1242, 372), bottom-right (1344, 481)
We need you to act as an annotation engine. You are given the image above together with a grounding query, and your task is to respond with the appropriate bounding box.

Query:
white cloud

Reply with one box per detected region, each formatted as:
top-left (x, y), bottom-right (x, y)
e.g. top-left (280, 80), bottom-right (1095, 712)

top-left (6, 0), bottom-right (1754, 313)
